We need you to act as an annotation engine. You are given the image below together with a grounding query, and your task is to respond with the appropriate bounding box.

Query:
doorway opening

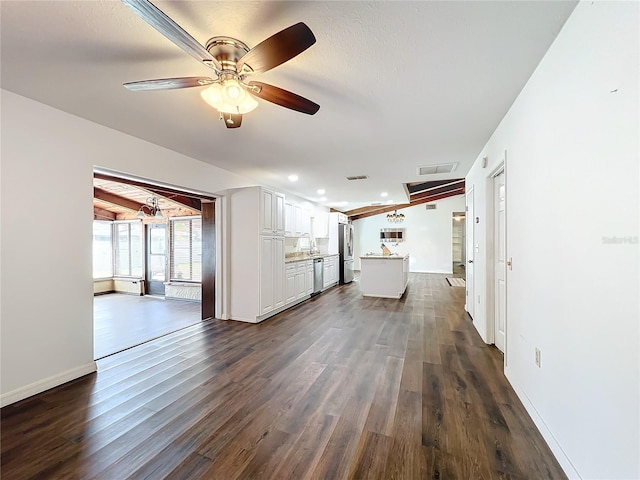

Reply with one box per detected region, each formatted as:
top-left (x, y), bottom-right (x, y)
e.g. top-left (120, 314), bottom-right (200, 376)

top-left (92, 171), bottom-right (216, 359)
top-left (452, 212), bottom-right (466, 276)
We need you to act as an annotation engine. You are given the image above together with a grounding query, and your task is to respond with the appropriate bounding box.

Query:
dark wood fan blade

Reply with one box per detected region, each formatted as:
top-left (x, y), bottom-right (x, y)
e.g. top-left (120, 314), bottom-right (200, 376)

top-left (123, 77), bottom-right (215, 91)
top-left (237, 22), bottom-right (315, 75)
top-left (122, 0), bottom-right (222, 72)
top-left (248, 82), bottom-right (320, 115)
top-left (223, 113), bottom-right (243, 128)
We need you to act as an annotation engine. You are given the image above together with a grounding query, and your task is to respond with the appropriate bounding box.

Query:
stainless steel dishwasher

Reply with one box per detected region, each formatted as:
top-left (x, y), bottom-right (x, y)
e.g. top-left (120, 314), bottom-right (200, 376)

top-left (312, 258), bottom-right (323, 296)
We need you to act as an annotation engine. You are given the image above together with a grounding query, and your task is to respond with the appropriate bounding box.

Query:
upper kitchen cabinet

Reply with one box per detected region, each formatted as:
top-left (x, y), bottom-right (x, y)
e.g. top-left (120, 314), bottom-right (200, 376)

top-left (312, 212), bottom-right (329, 238)
top-left (284, 201), bottom-right (311, 237)
top-left (261, 188), bottom-right (285, 236)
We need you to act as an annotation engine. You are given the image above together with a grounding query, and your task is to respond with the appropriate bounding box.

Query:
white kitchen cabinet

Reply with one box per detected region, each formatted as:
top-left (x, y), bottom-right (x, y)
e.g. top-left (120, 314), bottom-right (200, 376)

top-left (261, 188), bottom-right (285, 236)
top-left (285, 202), bottom-right (295, 236)
top-left (260, 236), bottom-right (285, 314)
top-left (323, 254), bottom-right (339, 289)
top-left (285, 264), bottom-right (296, 304)
top-left (305, 261), bottom-right (314, 295)
top-left (229, 186), bottom-right (286, 323)
top-left (285, 202), bottom-right (311, 237)
top-left (300, 207), bottom-right (311, 236)
top-left (312, 212), bottom-right (329, 238)
top-left (284, 259), bottom-right (313, 307)
top-left (327, 213), bottom-right (344, 255)
top-left (295, 262), bottom-right (306, 299)
top-left (359, 254), bottom-right (409, 298)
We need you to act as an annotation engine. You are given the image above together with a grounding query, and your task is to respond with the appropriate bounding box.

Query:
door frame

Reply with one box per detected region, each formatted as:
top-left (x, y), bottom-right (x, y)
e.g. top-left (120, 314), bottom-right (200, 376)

top-left (464, 187), bottom-right (475, 318)
top-left (146, 222), bottom-right (168, 296)
top-left (486, 153), bottom-right (507, 361)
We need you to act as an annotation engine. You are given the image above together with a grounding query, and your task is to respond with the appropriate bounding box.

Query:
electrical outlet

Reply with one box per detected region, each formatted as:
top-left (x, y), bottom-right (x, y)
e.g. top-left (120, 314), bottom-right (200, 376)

top-left (535, 348), bottom-right (541, 367)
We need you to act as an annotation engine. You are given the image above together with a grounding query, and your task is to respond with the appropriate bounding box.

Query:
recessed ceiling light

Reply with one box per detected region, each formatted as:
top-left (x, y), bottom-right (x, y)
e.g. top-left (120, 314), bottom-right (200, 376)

top-left (381, 192), bottom-right (388, 197)
top-left (317, 189), bottom-right (325, 195)
top-left (288, 174), bottom-right (298, 182)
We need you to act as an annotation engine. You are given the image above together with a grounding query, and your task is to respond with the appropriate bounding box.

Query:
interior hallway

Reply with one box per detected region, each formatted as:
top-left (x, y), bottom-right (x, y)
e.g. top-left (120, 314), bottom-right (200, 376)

top-left (94, 294), bottom-right (201, 359)
top-left (3, 273), bottom-right (565, 479)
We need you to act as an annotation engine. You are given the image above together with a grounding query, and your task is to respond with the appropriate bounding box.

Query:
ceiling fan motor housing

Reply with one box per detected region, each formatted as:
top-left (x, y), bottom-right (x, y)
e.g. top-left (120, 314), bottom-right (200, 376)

top-left (205, 37), bottom-right (251, 74)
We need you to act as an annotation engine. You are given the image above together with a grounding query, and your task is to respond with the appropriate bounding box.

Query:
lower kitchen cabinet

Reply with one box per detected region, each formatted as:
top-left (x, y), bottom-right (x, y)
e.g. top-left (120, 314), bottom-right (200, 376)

top-left (285, 264), bottom-right (296, 304)
top-left (305, 262), bottom-right (314, 295)
top-left (323, 255), bottom-right (339, 289)
top-left (294, 262), bottom-right (306, 299)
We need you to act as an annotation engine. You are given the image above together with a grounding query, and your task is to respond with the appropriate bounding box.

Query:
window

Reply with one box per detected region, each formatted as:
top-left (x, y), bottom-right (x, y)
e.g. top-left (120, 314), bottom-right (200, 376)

top-left (170, 217), bottom-right (202, 282)
top-left (93, 221), bottom-right (113, 278)
top-left (114, 221), bottom-right (143, 277)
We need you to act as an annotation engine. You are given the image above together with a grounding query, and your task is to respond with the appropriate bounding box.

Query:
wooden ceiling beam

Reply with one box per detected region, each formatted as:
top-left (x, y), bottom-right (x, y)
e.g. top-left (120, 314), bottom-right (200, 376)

top-left (410, 180), bottom-right (465, 201)
top-left (94, 172), bottom-right (215, 202)
top-left (406, 178), bottom-right (465, 195)
top-left (350, 188), bottom-right (465, 221)
top-left (144, 188), bottom-right (202, 211)
top-left (343, 205), bottom-right (392, 216)
top-left (349, 204), bottom-right (411, 221)
top-left (93, 206), bottom-right (116, 220)
top-left (94, 187), bottom-right (145, 212)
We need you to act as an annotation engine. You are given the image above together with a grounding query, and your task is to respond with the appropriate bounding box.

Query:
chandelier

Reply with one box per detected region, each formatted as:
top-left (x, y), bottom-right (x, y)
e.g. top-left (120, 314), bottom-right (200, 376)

top-left (387, 210), bottom-right (405, 223)
top-left (136, 197), bottom-right (163, 219)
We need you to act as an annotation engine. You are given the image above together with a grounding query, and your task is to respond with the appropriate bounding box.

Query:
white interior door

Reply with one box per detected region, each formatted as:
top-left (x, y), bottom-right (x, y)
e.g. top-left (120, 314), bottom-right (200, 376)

top-left (465, 188), bottom-right (475, 318)
top-left (494, 172), bottom-right (506, 352)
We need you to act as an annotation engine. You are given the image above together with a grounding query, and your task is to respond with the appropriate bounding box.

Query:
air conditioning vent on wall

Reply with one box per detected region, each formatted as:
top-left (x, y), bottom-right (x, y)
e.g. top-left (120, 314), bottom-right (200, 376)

top-left (346, 175), bottom-right (369, 181)
top-left (425, 204), bottom-right (437, 210)
top-left (417, 163), bottom-right (458, 175)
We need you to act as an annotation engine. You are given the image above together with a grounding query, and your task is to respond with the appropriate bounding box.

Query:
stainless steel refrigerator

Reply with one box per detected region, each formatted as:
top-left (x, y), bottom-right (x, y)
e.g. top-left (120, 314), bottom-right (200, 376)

top-left (339, 223), bottom-right (354, 284)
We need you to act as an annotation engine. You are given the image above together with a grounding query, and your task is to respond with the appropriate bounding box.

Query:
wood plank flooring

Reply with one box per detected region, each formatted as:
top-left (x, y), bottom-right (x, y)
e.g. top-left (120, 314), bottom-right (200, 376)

top-left (2, 274), bottom-right (566, 479)
top-left (94, 294), bottom-right (201, 359)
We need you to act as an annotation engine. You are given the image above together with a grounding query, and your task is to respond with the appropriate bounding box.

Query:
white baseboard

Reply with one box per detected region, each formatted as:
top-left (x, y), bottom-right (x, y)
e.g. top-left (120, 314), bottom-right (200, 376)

top-left (1, 361), bottom-right (97, 408)
top-left (504, 366), bottom-right (581, 479)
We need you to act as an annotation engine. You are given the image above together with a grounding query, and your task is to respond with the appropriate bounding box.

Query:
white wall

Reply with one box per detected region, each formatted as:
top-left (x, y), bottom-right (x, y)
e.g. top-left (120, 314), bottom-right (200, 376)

top-left (465, 2), bottom-right (639, 478)
top-left (0, 90), bottom-right (255, 406)
top-left (353, 195), bottom-right (465, 273)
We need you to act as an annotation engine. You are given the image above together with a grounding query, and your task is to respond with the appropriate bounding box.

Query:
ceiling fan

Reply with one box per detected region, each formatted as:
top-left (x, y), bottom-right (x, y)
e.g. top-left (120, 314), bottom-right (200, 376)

top-left (121, 0), bottom-right (320, 128)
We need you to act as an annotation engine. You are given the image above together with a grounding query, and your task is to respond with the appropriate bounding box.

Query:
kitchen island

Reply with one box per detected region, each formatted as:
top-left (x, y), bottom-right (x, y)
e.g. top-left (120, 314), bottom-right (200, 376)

top-left (359, 254), bottom-right (409, 299)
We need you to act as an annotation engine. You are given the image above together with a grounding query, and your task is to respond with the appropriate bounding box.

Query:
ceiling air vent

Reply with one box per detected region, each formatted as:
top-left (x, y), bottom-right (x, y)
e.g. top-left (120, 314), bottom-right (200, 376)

top-left (417, 163), bottom-right (458, 176)
top-left (346, 175), bottom-right (369, 181)
top-left (425, 204), bottom-right (437, 210)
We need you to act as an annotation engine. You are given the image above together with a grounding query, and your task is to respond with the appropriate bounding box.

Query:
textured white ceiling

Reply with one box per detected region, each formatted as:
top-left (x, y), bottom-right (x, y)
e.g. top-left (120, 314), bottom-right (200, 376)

top-left (0, 0), bottom-right (577, 209)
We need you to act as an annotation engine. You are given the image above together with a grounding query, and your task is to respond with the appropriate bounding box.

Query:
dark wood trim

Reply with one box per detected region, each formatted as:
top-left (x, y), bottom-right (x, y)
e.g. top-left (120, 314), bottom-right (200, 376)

top-left (201, 201), bottom-right (216, 320)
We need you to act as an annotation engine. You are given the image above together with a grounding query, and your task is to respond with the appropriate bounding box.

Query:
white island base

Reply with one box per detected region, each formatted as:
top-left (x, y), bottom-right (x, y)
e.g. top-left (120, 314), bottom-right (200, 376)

top-left (359, 254), bottom-right (409, 299)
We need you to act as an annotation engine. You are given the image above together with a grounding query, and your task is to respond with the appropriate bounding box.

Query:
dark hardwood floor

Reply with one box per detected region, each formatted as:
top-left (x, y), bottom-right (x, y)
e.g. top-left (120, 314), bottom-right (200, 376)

top-left (1, 274), bottom-right (566, 479)
top-left (94, 294), bottom-right (201, 359)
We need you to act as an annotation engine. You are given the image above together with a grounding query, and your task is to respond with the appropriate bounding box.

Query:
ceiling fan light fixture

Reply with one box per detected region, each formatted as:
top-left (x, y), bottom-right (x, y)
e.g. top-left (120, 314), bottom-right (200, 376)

top-left (200, 81), bottom-right (258, 114)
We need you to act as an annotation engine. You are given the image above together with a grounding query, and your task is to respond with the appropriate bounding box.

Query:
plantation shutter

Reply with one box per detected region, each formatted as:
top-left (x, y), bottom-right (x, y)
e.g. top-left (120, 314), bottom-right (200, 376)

top-left (170, 217), bottom-right (202, 282)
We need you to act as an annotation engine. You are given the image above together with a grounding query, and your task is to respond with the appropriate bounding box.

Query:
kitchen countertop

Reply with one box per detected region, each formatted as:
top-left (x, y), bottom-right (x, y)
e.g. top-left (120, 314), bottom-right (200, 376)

top-left (285, 253), bottom-right (338, 264)
top-left (360, 253), bottom-right (408, 260)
